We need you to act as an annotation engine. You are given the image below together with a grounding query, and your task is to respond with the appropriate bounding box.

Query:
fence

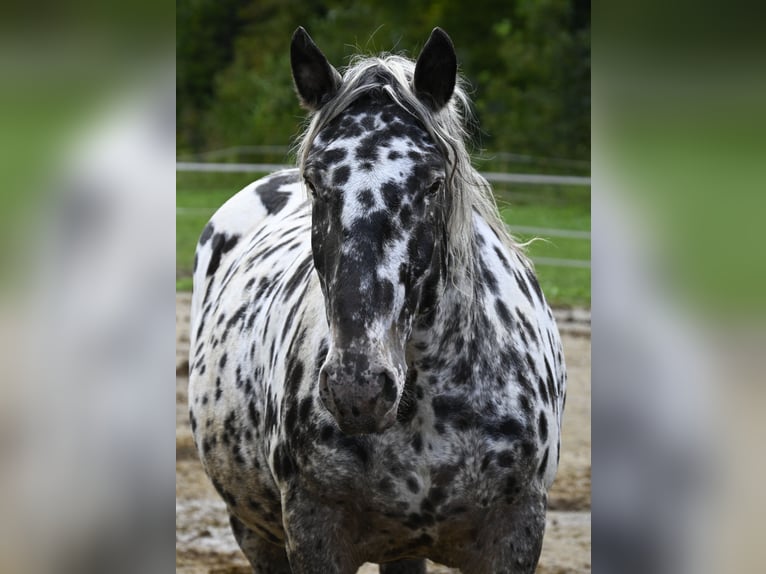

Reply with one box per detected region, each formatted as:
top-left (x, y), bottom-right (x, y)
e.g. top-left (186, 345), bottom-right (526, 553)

top-left (177, 148), bottom-right (590, 270)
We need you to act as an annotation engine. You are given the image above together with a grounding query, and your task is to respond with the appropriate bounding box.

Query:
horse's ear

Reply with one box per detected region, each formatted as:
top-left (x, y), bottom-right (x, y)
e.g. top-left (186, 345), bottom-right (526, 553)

top-left (414, 28), bottom-right (457, 111)
top-left (291, 27), bottom-right (341, 111)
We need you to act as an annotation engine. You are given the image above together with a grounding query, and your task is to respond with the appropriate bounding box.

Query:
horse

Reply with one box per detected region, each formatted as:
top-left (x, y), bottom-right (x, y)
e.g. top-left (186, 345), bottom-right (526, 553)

top-left (188, 27), bottom-right (566, 574)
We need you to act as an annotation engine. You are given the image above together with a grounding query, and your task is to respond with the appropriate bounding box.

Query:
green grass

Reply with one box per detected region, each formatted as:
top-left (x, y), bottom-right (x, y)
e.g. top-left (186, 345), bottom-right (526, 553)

top-left (177, 173), bottom-right (590, 307)
top-left (496, 184), bottom-right (590, 307)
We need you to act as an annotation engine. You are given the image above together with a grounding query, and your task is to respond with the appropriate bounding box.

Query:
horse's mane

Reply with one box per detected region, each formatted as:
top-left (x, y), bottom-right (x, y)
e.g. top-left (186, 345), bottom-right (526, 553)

top-left (295, 54), bottom-right (527, 286)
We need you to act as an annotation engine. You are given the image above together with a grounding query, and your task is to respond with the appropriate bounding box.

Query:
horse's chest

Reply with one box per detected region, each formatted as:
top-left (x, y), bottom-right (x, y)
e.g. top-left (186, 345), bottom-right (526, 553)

top-left (299, 423), bottom-right (533, 521)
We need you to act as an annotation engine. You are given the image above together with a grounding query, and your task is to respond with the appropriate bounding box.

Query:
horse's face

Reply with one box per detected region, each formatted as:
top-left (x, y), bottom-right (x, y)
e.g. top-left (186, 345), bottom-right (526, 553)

top-left (291, 26), bottom-right (457, 434)
top-left (305, 98), bottom-right (447, 434)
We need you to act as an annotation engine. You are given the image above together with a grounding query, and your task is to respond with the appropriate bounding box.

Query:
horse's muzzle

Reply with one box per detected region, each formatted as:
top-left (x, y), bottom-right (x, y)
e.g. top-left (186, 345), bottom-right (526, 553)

top-left (318, 360), bottom-right (400, 435)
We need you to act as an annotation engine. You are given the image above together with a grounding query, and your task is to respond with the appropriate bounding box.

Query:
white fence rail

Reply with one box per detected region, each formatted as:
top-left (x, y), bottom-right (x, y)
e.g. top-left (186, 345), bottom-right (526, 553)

top-left (176, 162), bottom-right (591, 187)
top-left (177, 161), bottom-right (590, 269)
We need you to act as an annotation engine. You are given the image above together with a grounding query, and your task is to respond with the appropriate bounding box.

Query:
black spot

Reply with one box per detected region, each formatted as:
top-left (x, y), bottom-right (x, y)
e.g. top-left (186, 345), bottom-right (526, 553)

top-left (526, 267), bottom-right (544, 303)
top-left (432, 395), bottom-right (476, 431)
top-left (273, 443), bottom-right (296, 482)
top-left (199, 222), bottom-right (214, 246)
top-left (285, 358), bottom-right (305, 396)
top-left (255, 172), bottom-right (297, 214)
top-left (538, 447), bottom-right (549, 478)
top-left (545, 357), bottom-right (557, 403)
top-left (322, 148), bottom-right (347, 166)
top-left (494, 245), bottom-right (511, 271)
top-left (298, 396), bottom-right (313, 423)
top-left (406, 476), bottom-right (420, 493)
top-left (381, 181), bottom-right (402, 211)
top-left (285, 403), bottom-right (298, 431)
top-left (517, 311), bottom-right (539, 345)
top-left (479, 259), bottom-right (498, 294)
top-left (485, 416), bottom-right (525, 440)
top-left (411, 433), bottom-right (423, 453)
top-left (223, 304), bottom-right (247, 342)
top-left (219, 353), bottom-right (228, 369)
top-left (333, 165), bottom-right (350, 186)
top-left (514, 270), bottom-right (533, 304)
top-left (248, 400), bottom-right (260, 426)
top-left (521, 441), bottom-right (535, 458)
top-left (538, 412), bottom-right (548, 442)
top-left (358, 188), bottom-right (375, 208)
top-left (495, 299), bottom-right (512, 326)
top-left (535, 373), bottom-right (550, 404)
top-left (206, 233), bottom-right (239, 277)
top-left (283, 254), bottom-right (313, 299)
top-left (357, 133), bottom-right (381, 162)
top-left (518, 393), bottom-right (533, 420)
top-left (264, 395), bottom-right (278, 431)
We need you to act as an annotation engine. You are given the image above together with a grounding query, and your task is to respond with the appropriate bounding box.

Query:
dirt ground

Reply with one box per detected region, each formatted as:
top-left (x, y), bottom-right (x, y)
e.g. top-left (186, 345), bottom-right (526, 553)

top-left (176, 293), bottom-right (591, 573)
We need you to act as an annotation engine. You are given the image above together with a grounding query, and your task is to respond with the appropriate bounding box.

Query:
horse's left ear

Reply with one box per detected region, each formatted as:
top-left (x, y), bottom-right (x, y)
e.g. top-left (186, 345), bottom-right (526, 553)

top-left (291, 27), bottom-right (342, 110)
top-left (414, 28), bottom-right (457, 111)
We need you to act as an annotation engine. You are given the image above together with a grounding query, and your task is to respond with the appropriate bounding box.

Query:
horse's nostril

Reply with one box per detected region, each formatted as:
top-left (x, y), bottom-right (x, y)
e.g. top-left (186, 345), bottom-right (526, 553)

top-left (379, 372), bottom-right (397, 404)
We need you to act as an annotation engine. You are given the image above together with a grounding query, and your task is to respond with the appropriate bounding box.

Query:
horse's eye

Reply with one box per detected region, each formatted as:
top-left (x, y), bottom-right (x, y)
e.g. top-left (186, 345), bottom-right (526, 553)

top-left (305, 179), bottom-right (318, 198)
top-left (426, 180), bottom-right (442, 195)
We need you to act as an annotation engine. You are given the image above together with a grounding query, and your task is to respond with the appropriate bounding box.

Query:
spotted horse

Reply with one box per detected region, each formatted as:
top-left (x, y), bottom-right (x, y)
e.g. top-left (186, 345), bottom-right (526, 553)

top-left (189, 27), bottom-right (566, 574)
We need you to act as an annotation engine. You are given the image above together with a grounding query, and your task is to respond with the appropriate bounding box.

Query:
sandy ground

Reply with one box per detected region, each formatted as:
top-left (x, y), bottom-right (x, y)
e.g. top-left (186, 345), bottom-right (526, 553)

top-left (176, 293), bottom-right (590, 573)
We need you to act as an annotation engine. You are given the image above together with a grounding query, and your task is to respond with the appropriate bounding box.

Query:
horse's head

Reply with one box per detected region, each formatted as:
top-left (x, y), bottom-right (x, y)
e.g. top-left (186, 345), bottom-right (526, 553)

top-left (291, 27), bottom-right (457, 434)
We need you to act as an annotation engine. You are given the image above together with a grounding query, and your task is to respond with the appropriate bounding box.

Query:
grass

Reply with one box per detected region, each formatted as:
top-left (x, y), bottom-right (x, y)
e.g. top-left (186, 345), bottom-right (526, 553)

top-left (177, 172), bottom-right (590, 307)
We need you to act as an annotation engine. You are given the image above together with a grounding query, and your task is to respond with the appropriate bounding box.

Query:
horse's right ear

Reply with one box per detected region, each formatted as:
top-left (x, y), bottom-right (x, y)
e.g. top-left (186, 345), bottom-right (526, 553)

top-left (291, 27), bottom-right (341, 111)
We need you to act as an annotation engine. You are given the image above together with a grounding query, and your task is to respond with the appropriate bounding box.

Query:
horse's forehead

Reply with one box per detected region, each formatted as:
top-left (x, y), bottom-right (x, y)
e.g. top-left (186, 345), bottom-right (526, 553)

top-left (311, 101), bottom-right (441, 170)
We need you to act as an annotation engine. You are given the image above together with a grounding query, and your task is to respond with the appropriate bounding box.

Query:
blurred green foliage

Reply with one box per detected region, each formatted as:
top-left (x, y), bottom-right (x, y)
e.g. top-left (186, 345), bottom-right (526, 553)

top-left (177, 0), bottom-right (590, 163)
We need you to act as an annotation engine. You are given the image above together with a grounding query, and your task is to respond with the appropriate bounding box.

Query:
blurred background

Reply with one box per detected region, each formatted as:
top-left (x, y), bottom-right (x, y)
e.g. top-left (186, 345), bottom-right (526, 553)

top-left (175, 0), bottom-right (591, 308)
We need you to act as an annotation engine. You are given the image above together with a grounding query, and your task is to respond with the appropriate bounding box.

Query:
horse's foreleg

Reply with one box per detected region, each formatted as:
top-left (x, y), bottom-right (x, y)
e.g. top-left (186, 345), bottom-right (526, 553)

top-left (229, 513), bottom-right (292, 574)
top-left (458, 489), bottom-right (547, 574)
top-left (281, 487), bottom-right (360, 574)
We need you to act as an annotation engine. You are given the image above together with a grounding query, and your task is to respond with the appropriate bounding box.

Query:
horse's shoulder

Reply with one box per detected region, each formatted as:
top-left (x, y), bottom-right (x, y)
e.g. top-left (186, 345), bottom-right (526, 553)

top-left (190, 169), bottom-right (307, 315)
top-left (200, 169), bottom-right (303, 246)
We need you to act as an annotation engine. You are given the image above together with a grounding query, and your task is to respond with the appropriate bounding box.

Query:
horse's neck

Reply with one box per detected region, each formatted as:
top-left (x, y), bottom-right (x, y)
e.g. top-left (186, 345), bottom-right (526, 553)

top-left (408, 241), bottom-right (492, 392)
